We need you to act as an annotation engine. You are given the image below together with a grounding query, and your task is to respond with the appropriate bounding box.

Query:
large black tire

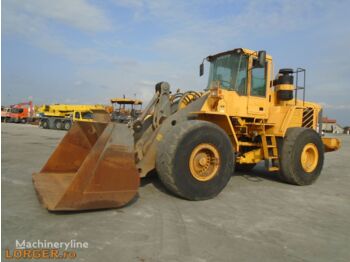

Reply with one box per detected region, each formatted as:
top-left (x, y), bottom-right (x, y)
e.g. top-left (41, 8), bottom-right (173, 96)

top-left (279, 127), bottom-right (324, 185)
top-left (63, 121), bottom-right (71, 130)
top-left (42, 120), bottom-right (49, 129)
top-left (55, 120), bottom-right (62, 130)
top-left (156, 120), bottom-right (234, 200)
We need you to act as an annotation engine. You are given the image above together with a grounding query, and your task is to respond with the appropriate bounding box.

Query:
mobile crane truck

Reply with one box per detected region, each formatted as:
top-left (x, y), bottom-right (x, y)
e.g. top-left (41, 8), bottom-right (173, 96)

top-left (38, 104), bottom-right (111, 130)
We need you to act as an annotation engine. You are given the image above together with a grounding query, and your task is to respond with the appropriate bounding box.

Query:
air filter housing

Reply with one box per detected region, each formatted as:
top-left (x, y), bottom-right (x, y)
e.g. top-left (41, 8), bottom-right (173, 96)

top-left (274, 69), bottom-right (294, 101)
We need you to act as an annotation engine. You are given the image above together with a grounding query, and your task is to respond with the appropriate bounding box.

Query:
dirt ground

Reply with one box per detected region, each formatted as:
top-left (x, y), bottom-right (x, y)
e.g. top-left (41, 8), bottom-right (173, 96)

top-left (2, 123), bottom-right (350, 262)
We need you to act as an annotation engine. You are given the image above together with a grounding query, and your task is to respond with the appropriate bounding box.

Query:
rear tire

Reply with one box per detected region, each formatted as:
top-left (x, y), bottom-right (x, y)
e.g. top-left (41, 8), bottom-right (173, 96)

top-left (156, 120), bottom-right (234, 200)
top-left (63, 121), bottom-right (71, 130)
top-left (279, 127), bottom-right (324, 185)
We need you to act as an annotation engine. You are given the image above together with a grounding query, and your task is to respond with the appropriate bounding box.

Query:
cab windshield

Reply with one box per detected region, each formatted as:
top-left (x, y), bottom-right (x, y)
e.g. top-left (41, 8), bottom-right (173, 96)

top-left (11, 108), bottom-right (23, 113)
top-left (81, 111), bottom-right (94, 119)
top-left (207, 53), bottom-right (248, 95)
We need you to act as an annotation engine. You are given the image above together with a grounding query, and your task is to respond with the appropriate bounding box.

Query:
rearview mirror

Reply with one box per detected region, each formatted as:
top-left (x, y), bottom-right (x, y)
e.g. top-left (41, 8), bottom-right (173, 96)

top-left (257, 50), bottom-right (266, 68)
top-left (199, 63), bottom-right (204, 76)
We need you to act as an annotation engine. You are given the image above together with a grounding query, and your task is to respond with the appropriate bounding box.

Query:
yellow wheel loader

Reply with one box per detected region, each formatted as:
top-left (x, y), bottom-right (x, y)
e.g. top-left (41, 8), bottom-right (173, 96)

top-left (32, 48), bottom-right (341, 211)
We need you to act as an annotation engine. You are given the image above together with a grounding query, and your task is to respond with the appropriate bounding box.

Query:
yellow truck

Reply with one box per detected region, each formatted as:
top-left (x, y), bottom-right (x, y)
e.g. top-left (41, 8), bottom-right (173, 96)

top-left (38, 104), bottom-right (111, 130)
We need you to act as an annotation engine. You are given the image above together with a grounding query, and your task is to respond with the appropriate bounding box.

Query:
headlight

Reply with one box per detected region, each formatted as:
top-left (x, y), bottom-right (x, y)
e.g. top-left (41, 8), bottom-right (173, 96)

top-left (210, 88), bottom-right (222, 98)
top-left (211, 89), bottom-right (218, 97)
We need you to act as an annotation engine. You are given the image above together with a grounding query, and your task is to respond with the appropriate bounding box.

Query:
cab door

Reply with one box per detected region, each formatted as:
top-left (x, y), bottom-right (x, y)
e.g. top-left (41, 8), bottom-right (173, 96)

top-left (247, 58), bottom-right (269, 118)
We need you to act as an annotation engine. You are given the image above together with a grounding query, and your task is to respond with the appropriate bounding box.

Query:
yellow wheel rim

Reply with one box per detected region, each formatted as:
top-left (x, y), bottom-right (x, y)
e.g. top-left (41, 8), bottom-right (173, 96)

top-left (189, 143), bottom-right (220, 182)
top-left (300, 143), bottom-right (319, 173)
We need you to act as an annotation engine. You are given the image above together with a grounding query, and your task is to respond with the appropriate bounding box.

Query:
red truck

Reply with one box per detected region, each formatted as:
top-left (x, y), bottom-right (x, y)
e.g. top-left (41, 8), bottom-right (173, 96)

top-left (7, 101), bottom-right (35, 123)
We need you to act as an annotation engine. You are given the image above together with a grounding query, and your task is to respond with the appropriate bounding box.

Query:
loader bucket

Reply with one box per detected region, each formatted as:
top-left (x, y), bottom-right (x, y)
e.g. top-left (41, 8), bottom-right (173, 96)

top-left (32, 122), bottom-right (139, 211)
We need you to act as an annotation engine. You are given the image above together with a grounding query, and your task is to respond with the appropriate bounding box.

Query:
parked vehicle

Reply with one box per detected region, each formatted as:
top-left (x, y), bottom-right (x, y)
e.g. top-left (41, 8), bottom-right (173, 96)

top-left (110, 98), bottom-right (142, 123)
top-left (1, 107), bottom-right (12, 122)
top-left (33, 48), bottom-right (341, 211)
top-left (7, 101), bottom-right (34, 123)
top-left (38, 104), bottom-right (110, 130)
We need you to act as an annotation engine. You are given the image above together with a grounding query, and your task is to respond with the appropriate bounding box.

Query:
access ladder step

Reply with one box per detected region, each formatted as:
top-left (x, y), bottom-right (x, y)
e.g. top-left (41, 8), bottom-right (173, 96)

top-left (262, 135), bottom-right (279, 158)
top-left (262, 134), bottom-right (280, 172)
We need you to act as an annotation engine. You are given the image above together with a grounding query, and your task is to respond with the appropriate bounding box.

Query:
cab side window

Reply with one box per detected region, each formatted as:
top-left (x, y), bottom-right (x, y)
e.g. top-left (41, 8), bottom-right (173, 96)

top-left (251, 60), bottom-right (266, 97)
top-left (75, 112), bottom-right (80, 119)
top-left (235, 56), bottom-right (248, 95)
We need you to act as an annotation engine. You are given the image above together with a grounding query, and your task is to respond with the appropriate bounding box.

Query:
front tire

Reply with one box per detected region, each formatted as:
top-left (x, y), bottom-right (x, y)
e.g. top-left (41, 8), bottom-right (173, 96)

top-left (156, 120), bottom-right (234, 200)
top-left (41, 120), bottom-right (49, 129)
top-left (279, 128), bottom-right (324, 185)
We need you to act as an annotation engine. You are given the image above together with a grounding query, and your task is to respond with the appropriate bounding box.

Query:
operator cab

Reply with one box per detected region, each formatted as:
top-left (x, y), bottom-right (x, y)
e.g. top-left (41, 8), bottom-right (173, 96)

top-left (72, 111), bottom-right (94, 121)
top-left (200, 48), bottom-right (271, 118)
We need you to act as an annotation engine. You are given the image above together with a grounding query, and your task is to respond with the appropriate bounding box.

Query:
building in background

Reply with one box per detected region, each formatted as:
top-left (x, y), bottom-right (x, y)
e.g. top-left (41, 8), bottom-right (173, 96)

top-left (322, 117), bottom-right (344, 134)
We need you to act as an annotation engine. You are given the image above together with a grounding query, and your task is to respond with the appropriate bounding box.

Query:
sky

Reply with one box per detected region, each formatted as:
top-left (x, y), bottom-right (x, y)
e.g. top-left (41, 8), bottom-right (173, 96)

top-left (1, 0), bottom-right (350, 126)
